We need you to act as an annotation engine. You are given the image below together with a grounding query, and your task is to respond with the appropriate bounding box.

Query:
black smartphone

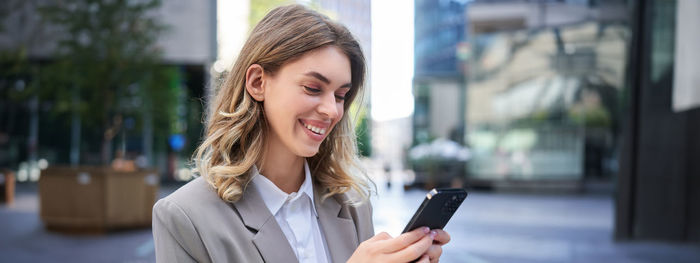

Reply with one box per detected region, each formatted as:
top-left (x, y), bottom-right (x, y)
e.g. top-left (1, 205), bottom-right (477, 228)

top-left (402, 188), bottom-right (468, 233)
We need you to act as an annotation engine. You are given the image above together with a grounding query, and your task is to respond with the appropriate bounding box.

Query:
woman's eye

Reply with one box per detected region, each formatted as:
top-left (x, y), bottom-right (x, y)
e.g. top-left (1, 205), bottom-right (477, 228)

top-left (304, 86), bottom-right (321, 93)
top-left (335, 95), bottom-right (346, 101)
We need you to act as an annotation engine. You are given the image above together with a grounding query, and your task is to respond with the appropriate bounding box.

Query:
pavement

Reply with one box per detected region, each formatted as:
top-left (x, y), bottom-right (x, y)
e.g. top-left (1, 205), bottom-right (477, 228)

top-left (372, 183), bottom-right (700, 263)
top-left (1, 181), bottom-right (699, 263)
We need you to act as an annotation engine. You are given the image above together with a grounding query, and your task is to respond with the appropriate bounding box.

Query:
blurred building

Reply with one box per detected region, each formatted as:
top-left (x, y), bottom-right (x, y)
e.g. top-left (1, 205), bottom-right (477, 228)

top-left (0, 0), bottom-right (216, 82)
top-left (468, 0), bottom-right (627, 34)
top-left (615, 0), bottom-right (700, 243)
top-left (148, 0), bottom-right (217, 180)
top-left (157, 0), bottom-right (218, 69)
top-left (413, 0), bottom-right (469, 144)
top-left (463, 0), bottom-right (700, 243)
top-left (464, 0), bottom-right (627, 187)
top-left (0, 0), bottom-right (217, 181)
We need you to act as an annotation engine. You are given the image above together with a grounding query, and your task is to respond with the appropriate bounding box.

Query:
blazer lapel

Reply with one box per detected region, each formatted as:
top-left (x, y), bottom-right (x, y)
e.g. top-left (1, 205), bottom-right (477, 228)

top-left (314, 186), bottom-right (359, 263)
top-left (233, 184), bottom-right (298, 263)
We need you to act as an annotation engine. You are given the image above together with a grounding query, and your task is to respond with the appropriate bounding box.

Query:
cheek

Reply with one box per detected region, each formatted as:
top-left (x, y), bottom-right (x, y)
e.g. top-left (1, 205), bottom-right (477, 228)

top-left (265, 91), bottom-right (297, 118)
top-left (262, 100), bottom-right (290, 132)
top-left (337, 104), bottom-right (345, 119)
top-left (331, 105), bottom-right (345, 128)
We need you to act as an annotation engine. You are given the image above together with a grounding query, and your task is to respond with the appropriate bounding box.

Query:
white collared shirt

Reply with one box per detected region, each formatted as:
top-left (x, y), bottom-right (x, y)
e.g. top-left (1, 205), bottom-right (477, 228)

top-left (251, 160), bottom-right (330, 263)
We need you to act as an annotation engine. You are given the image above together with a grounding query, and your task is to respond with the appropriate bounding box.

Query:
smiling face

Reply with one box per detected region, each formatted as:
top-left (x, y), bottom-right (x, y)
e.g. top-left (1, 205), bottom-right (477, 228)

top-left (254, 45), bottom-right (352, 158)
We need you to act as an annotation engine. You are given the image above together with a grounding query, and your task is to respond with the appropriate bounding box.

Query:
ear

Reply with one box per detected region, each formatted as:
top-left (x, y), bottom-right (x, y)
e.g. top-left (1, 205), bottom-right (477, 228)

top-left (245, 64), bottom-right (266, 102)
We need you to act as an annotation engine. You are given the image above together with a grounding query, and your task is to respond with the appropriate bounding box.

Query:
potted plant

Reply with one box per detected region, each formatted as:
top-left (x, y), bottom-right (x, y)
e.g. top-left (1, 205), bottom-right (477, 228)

top-left (408, 138), bottom-right (471, 189)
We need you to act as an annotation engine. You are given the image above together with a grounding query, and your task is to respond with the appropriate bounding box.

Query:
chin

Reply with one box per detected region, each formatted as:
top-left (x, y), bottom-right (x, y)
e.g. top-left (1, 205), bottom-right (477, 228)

top-left (297, 146), bottom-right (320, 157)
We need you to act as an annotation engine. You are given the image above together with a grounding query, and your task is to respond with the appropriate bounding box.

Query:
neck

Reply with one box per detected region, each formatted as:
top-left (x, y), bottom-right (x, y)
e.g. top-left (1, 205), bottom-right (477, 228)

top-left (258, 142), bottom-right (305, 194)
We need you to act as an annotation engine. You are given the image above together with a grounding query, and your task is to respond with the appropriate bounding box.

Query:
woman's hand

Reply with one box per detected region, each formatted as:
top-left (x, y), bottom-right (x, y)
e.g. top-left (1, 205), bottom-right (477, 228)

top-left (347, 227), bottom-right (449, 263)
top-left (426, 229), bottom-right (450, 263)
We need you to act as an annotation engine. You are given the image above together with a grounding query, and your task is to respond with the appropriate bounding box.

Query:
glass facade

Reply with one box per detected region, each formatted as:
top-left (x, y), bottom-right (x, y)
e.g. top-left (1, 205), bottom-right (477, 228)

top-left (414, 0), bottom-right (467, 77)
top-left (465, 21), bottom-right (630, 181)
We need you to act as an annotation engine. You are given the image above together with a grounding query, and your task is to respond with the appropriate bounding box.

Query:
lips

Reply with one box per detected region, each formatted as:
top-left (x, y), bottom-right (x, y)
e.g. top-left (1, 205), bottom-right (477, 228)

top-left (302, 122), bottom-right (326, 135)
top-left (299, 119), bottom-right (330, 138)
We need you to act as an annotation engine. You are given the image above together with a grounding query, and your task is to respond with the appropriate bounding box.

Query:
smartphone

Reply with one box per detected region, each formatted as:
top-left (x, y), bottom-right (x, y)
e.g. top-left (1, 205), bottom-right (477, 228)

top-left (402, 188), bottom-right (468, 233)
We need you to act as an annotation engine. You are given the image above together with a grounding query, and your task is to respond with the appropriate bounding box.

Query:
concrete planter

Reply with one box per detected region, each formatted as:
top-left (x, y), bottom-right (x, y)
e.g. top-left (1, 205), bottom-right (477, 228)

top-left (39, 166), bottom-right (159, 232)
top-left (0, 169), bottom-right (15, 204)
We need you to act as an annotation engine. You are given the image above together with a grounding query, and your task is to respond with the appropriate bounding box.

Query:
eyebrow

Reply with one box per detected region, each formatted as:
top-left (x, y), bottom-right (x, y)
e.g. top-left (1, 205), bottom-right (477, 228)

top-left (304, 71), bottom-right (352, 89)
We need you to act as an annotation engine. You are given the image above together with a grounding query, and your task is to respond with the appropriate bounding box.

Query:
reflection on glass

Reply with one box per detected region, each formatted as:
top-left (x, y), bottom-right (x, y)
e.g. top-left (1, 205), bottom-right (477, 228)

top-left (466, 21), bottom-right (629, 181)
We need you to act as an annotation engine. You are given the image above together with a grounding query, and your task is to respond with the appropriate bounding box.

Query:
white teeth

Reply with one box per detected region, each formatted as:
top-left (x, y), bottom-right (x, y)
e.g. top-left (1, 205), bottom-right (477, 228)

top-left (303, 122), bottom-right (326, 135)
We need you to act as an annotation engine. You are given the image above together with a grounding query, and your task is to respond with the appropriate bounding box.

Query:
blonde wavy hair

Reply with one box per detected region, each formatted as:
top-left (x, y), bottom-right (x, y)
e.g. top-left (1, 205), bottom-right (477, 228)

top-left (193, 4), bottom-right (372, 203)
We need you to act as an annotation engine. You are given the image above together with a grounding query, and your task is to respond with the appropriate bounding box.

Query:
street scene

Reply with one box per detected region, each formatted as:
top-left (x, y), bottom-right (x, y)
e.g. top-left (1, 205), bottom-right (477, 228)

top-left (1, 0), bottom-right (699, 262)
top-left (2, 178), bottom-right (700, 262)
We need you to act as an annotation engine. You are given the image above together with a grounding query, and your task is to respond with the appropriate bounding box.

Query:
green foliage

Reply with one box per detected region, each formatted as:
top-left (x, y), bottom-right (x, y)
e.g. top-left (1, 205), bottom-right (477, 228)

top-left (568, 104), bottom-right (612, 128)
top-left (36, 0), bottom-right (174, 135)
top-left (354, 106), bottom-right (371, 157)
top-left (0, 48), bottom-right (38, 102)
top-left (139, 66), bottom-right (182, 138)
top-left (413, 129), bottom-right (436, 146)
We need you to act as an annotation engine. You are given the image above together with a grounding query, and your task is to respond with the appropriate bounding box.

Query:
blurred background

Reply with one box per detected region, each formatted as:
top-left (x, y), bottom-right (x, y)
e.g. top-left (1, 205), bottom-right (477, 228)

top-left (1, 0), bottom-right (699, 262)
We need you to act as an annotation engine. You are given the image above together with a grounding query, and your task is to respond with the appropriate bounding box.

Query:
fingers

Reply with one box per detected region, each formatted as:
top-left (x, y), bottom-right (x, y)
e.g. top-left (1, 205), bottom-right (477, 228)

top-left (390, 232), bottom-right (434, 262)
top-left (369, 231), bottom-right (393, 242)
top-left (381, 227), bottom-right (430, 253)
top-left (431, 229), bottom-right (451, 245)
top-left (417, 254), bottom-right (430, 263)
top-left (426, 244), bottom-right (442, 263)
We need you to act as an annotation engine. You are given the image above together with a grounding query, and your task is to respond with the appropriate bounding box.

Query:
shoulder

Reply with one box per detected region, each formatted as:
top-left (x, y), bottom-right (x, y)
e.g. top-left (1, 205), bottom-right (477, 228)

top-left (154, 176), bottom-right (248, 236)
top-left (152, 177), bottom-right (220, 262)
top-left (153, 176), bottom-right (227, 230)
top-left (152, 177), bottom-right (257, 262)
top-left (157, 176), bottom-right (219, 209)
top-left (153, 176), bottom-right (236, 227)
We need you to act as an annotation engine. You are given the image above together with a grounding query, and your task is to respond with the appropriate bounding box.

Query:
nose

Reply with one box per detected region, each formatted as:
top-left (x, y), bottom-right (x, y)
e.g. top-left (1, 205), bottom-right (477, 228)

top-left (318, 92), bottom-right (339, 119)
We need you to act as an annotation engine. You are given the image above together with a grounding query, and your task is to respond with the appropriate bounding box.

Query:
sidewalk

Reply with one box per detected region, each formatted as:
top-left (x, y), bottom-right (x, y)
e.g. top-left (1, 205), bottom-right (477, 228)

top-left (1, 182), bottom-right (699, 262)
top-left (373, 185), bottom-right (700, 263)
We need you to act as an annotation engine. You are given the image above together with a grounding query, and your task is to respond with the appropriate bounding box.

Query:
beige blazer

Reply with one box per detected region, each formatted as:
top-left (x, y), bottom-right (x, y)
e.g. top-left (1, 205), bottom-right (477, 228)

top-left (152, 177), bottom-right (374, 263)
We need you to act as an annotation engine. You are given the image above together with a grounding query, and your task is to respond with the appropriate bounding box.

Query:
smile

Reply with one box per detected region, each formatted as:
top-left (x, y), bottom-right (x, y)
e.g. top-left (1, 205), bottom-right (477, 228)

top-left (301, 121), bottom-right (326, 135)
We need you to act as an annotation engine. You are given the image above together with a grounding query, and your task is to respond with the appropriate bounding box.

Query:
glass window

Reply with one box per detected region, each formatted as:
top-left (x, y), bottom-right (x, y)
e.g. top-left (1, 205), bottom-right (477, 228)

top-left (466, 21), bottom-right (630, 181)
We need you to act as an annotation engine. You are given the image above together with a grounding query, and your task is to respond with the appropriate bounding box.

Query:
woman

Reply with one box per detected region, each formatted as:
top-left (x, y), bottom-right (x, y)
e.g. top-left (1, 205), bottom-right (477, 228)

top-left (152, 4), bottom-right (450, 263)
